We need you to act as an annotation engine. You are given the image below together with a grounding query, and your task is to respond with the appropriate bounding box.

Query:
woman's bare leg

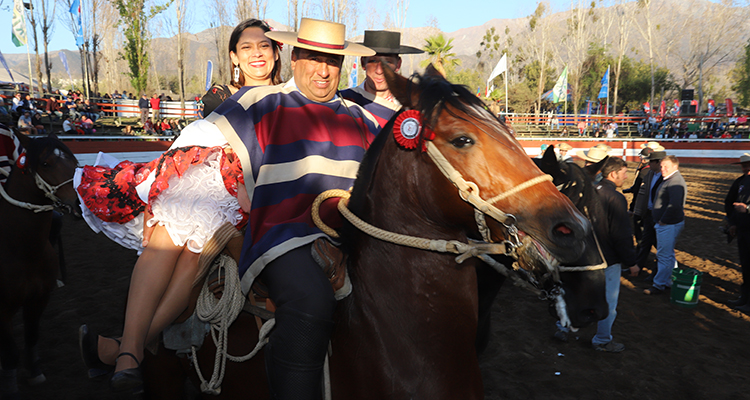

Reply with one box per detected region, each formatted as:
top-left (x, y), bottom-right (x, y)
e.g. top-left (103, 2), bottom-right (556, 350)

top-left (97, 236), bottom-right (201, 366)
top-left (144, 248), bottom-right (200, 345)
top-left (115, 225), bottom-right (183, 372)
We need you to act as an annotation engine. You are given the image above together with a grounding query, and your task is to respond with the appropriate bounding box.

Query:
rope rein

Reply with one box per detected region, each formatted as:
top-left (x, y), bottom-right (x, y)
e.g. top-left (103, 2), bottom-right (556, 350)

top-left (0, 168), bottom-right (73, 213)
top-left (312, 189), bottom-right (510, 264)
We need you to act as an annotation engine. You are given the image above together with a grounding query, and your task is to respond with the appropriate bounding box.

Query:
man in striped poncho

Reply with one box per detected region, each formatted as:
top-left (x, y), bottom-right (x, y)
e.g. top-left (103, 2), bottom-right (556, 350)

top-left (205, 18), bottom-right (379, 399)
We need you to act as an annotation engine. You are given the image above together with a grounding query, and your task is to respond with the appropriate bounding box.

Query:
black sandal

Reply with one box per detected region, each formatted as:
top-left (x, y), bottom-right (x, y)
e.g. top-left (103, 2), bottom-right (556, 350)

top-left (78, 324), bottom-right (119, 379)
top-left (110, 352), bottom-right (143, 393)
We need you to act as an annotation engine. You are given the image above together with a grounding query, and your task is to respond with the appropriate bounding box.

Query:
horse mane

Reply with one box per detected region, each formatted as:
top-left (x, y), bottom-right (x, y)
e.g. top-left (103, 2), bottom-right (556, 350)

top-left (412, 73), bottom-right (505, 134)
top-left (341, 73), bottom-right (504, 251)
top-left (19, 132), bottom-right (78, 172)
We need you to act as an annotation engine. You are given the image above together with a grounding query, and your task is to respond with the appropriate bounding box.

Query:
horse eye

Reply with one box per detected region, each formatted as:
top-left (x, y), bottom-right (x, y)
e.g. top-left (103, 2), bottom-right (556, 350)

top-left (449, 136), bottom-right (474, 148)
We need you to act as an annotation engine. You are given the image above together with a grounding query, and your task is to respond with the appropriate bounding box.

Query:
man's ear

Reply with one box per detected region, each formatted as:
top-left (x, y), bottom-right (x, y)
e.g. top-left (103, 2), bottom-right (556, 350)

top-left (290, 50), bottom-right (297, 69)
top-left (395, 56), bottom-right (402, 72)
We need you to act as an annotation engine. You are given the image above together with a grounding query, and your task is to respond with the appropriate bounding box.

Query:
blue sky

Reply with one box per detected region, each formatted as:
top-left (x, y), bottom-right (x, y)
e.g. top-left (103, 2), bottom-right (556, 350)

top-left (0, 0), bottom-right (569, 55)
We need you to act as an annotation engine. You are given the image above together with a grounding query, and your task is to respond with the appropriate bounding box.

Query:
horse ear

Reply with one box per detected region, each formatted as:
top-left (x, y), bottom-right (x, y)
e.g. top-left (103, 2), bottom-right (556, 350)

top-left (538, 145), bottom-right (561, 178)
top-left (424, 64), bottom-right (442, 78)
top-left (381, 58), bottom-right (419, 109)
top-left (14, 128), bottom-right (31, 149)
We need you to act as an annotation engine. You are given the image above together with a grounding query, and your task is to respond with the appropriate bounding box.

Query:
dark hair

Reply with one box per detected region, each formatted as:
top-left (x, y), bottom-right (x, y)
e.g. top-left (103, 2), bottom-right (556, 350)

top-left (229, 19), bottom-right (282, 88)
top-left (602, 157), bottom-right (627, 179)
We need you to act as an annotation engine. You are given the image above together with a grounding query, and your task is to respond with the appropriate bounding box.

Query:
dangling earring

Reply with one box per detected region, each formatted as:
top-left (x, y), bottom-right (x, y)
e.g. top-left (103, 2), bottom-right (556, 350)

top-left (233, 65), bottom-right (240, 83)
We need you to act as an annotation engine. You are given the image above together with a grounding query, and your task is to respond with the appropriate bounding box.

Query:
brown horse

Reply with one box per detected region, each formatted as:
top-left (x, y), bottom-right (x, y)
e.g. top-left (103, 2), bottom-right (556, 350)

top-left (143, 66), bottom-right (605, 399)
top-left (0, 132), bottom-right (78, 399)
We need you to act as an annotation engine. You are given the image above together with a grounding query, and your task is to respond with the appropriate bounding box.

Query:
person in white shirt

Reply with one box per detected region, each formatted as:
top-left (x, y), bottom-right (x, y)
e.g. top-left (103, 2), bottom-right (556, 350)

top-left (62, 116), bottom-right (76, 133)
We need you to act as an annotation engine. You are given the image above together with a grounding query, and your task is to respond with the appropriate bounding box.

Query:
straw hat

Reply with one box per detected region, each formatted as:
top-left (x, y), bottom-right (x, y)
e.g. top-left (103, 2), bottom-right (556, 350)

top-left (265, 18), bottom-right (375, 57)
top-left (578, 147), bottom-right (610, 163)
top-left (558, 143), bottom-right (573, 151)
top-left (594, 144), bottom-right (612, 152)
top-left (734, 153), bottom-right (750, 164)
top-left (640, 141), bottom-right (662, 150)
top-left (358, 30), bottom-right (424, 54)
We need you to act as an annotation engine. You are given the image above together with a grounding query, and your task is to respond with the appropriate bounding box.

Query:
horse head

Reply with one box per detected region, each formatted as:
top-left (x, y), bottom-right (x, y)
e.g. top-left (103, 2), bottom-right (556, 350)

top-left (381, 63), bottom-right (591, 269)
top-left (536, 145), bottom-right (608, 327)
top-left (13, 132), bottom-right (79, 215)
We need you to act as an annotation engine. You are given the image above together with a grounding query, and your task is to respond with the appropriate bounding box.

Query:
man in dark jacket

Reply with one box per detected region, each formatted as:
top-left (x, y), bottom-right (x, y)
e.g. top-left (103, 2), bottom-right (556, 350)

top-left (138, 93), bottom-right (149, 127)
top-left (644, 155), bottom-right (687, 295)
top-left (725, 153), bottom-right (750, 312)
top-left (589, 157), bottom-right (638, 352)
top-left (633, 149), bottom-right (667, 277)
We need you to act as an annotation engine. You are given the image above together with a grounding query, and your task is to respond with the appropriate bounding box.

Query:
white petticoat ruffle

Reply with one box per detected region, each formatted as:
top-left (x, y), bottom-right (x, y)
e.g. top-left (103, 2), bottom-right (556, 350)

top-left (77, 149), bottom-right (243, 255)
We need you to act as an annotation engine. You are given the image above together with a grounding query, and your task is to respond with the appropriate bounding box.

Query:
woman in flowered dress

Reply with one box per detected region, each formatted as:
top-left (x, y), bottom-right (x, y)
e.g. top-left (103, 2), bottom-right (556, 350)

top-left (76, 18), bottom-right (282, 393)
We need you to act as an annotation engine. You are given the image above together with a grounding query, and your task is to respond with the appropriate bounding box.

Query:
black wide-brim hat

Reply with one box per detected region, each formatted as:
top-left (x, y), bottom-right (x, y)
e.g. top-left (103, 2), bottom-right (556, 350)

top-left (358, 30), bottom-right (424, 55)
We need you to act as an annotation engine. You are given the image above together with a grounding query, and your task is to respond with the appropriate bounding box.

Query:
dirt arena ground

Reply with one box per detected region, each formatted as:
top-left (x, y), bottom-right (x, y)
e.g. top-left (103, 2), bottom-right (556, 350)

top-left (9, 163), bottom-right (750, 399)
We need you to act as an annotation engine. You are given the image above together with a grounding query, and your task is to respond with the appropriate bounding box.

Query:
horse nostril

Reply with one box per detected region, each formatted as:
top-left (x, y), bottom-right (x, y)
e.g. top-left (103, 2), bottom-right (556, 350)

top-left (554, 224), bottom-right (573, 235)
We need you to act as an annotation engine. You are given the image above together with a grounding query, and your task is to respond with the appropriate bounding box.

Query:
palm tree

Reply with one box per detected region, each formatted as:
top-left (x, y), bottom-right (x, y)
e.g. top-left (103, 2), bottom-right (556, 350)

top-left (421, 33), bottom-right (461, 77)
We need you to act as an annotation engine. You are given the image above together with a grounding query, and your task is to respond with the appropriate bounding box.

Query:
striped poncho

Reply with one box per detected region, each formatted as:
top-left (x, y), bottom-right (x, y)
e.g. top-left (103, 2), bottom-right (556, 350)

top-left (339, 84), bottom-right (401, 128)
top-left (206, 81), bottom-right (381, 293)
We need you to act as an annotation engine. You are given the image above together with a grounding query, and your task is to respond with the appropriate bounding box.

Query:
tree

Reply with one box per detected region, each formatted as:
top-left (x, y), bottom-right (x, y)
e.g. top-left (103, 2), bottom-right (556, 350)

top-left (609, 0), bottom-right (634, 115)
top-left (112, 0), bottom-right (171, 94)
top-left (634, 0), bottom-right (657, 107)
top-left (732, 40), bottom-right (750, 108)
top-left (421, 33), bottom-right (460, 77)
top-left (36, 0), bottom-right (55, 93)
top-left (561, 0), bottom-right (598, 114)
top-left (25, 0), bottom-right (44, 95)
top-left (208, 0), bottom-right (230, 85)
top-left (174, 0), bottom-right (189, 108)
top-left (476, 26), bottom-right (502, 92)
top-left (524, 2), bottom-right (553, 115)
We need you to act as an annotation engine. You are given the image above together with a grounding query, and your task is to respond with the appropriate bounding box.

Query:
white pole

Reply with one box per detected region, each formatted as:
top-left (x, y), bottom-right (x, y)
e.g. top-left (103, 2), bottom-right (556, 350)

top-left (606, 64), bottom-right (610, 116)
top-left (25, 37), bottom-right (34, 96)
top-left (504, 71), bottom-right (508, 115)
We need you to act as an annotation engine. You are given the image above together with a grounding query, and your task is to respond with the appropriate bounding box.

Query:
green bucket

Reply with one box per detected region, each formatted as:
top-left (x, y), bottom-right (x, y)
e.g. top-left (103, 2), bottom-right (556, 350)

top-left (670, 267), bottom-right (703, 308)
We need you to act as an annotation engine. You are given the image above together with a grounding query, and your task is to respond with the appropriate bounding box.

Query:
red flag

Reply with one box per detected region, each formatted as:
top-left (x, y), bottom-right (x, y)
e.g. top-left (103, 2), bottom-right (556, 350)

top-left (673, 99), bottom-right (680, 116)
top-left (708, 99), bottom-right (716, 116)
top-left (644, 102), bottom-right (651, 114)
top-left (659, 101), bottom-right (666, 117)
top-left (726, 98), bottom-right (734, 117)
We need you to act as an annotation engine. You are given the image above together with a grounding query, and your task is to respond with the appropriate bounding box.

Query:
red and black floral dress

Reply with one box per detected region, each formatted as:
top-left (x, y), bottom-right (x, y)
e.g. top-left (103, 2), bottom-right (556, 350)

top-left (75, 136), bottom-right (247, 254)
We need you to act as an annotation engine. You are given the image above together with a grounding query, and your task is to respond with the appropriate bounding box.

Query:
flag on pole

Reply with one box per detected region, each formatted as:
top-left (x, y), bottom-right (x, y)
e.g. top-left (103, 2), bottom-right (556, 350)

top-left (552, 66), bottom-right (568, 103)
top-left (12, 0), bottom-right (27, 47)
top-left (659, 100), bottom-right (666, 118)
top-left (487, 54), bottom-right (507, 87)
top-left (59, 51), bottom-right (74, 88)
top-left (70, 0), bottom-right (84, 47)
top-left (348, 62), bottom-right (357, 88)
top-left (0, 50), bottom-right (14, 82)
top-left (597, 67), bottom-right (609, 99)
top-left (204, 60), bottom-right (213, 91)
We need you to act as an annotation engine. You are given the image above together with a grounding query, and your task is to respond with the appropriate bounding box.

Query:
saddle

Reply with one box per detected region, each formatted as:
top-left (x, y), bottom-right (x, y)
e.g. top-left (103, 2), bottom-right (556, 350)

top-left (172, 225), bottom-right (350, 330)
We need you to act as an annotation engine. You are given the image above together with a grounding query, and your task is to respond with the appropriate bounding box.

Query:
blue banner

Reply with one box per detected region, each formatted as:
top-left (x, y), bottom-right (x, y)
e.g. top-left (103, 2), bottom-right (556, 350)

top-left (69, 0), bottom-right (84, 47)
top-left (0, 50), bottom-right (14, 82)
top-left (597, 67), bottom-right (609, 99)
top-left (204, 60), bottom-right (213, 91)
top-left (59, 51), bottom-right (74, 89)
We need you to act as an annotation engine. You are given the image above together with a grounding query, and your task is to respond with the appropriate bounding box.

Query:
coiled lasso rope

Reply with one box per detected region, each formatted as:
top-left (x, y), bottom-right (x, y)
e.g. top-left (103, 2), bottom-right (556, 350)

top-left (190, 224), bottom-right (275, 395)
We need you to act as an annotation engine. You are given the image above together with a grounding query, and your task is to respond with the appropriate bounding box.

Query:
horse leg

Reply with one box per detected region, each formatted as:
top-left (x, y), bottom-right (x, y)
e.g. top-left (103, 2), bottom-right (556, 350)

top-left (475, 261), bottom-right (507, 355)
top-left (22, 294), bottom-right (51, 386)
top-left (0, 311), bottom-right (21, 398)
top-left (49, 211), bottom-right (66, 285)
